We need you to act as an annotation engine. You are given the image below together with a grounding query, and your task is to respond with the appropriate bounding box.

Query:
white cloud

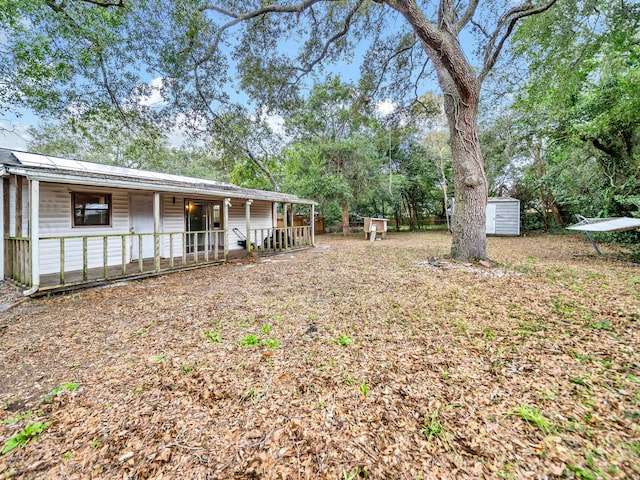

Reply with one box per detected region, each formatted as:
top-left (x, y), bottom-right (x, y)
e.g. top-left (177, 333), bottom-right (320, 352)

top-left (138, 77), bottom-right (167, 107)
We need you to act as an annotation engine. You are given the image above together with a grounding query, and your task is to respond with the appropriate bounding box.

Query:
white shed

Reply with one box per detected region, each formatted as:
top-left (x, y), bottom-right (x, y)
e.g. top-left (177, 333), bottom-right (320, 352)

top-left (486, 198), bottom-right (520, 236)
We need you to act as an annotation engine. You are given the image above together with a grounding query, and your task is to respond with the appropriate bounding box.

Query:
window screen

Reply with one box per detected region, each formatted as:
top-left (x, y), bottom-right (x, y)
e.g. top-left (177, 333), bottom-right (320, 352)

top-left (72, 192), bottom-right (112, 227)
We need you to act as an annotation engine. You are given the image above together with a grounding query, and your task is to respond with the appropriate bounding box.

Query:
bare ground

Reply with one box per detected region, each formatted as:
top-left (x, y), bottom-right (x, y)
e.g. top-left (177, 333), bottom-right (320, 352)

top-left (0, 232), bottom-right (638, 479)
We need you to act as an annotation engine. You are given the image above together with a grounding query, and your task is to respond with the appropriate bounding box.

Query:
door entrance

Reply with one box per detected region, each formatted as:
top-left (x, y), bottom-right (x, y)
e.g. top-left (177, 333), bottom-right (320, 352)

top-left (185, 200), bottom-right (221, 253)
top-left (486, 203), bottom-right (497, 235)
top-left (130, 194), bottom-right (155, 260)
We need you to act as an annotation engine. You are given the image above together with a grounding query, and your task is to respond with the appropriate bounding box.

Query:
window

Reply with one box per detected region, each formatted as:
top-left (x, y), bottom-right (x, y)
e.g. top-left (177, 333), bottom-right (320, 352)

top-left (72, 192), bottom-right (112, 227)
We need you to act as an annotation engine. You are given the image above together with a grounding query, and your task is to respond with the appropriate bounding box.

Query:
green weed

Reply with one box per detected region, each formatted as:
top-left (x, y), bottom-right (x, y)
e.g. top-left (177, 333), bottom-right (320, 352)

top-left (204, 329), bottom-right (223, 343)
top-left (1, 421), bottom-right (52, 454)
top-left (3, 411), bottom-right (38, 425)
top-left (420, 408), bottom-right (454, 450)
top-left (152, 354), bottom-right (166, 362)
top-left (506, 405), bottom-right (554, 434)
top-left (241, 334), bottom-right (259, 347)
top-left (334, 334), bottom-right (352, 347)
top-left (260, 324), bottom-right (272, 335)
top-left (43, 382), bottom-right (81, 403)
top-left (360, 381), bottom-right (369, 397)
top-left (261, 338), bottom-right (280, 348)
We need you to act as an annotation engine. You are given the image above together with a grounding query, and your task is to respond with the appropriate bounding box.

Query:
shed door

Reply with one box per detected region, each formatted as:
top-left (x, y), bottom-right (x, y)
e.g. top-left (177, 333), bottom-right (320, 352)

top-left (486, 203), bottom-right (497, 235)
top-left (130, 194), bottom-right (155, 260)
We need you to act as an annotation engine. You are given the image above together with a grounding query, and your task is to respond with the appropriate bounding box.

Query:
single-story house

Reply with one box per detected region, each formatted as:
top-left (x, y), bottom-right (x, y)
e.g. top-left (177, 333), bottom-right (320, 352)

top-left (1, 148), bottom-right (316, 295)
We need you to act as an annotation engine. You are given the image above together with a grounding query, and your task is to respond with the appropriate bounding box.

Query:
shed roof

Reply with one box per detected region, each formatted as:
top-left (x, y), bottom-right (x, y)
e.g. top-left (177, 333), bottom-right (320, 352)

top-left (0, 148), bottom-right (316, 205)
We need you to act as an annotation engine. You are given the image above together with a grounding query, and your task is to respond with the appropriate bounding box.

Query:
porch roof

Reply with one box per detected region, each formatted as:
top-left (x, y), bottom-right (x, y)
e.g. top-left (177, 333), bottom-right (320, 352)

top-left (0, 148), bottom-right (316, 206)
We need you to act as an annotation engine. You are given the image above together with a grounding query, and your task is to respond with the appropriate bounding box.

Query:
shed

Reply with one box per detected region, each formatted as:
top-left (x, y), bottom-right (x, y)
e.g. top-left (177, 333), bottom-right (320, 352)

top-left (486, 198), bottom-right (520, 236)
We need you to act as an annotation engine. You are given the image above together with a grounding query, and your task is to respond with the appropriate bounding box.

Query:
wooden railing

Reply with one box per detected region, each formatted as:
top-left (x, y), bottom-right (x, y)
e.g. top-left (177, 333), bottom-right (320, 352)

top-left (250, 226), bottom-right (312, 252)
top-left (37, 229), bottom-right (226, 288)
top-left (4, 237), bottom-right (31, 286)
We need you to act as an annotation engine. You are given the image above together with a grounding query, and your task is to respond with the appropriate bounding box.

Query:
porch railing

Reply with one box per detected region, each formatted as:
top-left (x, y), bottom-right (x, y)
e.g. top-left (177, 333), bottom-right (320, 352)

top-left (35, 229), bottom-right (226, 288)
top-left (4, 236), bottom-right (31, 287)
top-left (250, 226), bottom-right (312, 252)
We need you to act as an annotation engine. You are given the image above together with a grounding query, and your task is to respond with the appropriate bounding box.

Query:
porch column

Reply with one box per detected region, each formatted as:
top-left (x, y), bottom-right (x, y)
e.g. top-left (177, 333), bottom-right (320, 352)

top-left (311, 203), bottom-right (316, 246)
top-left (223, 198), bottom-right (230, 260)
top-left (283, 203), bottom-right (289, 249)
top-left (28, 179), bottom-right (40, 291)
top-left (153, 192), bottom-right (161, 272)
top-left (0, 178), bottom-right (4, 280)
top-left (272, 202), bottom-right (278, 228)
top-left (15, 176), bottom-right (22, 237)
top-left (245, 199), bottom-right (252, 251)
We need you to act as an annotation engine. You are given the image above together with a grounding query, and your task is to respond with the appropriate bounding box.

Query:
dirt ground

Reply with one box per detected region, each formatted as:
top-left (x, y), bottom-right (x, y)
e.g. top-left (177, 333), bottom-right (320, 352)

top-left (0, 232), bottom-right (638, 479)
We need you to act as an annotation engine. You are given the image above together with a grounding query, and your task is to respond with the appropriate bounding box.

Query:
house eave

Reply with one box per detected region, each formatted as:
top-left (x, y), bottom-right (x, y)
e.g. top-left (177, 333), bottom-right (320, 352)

top-left (4, 165), bottom-right (317, 205)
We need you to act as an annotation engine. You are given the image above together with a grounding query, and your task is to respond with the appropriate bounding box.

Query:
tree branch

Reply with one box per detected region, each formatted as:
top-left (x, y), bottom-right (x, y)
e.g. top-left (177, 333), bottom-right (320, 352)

top-left (454, 0), bottom-right (480, 35)
top-left (45, 0), bottom-right (124, 10)
top-left (479, 0), bottom-right (558, 82)
top-left (196, 0), bottom-right (331, 67)
top-left (293, 0), bottom-right (365, 81)
top-left (370, 38), bottom-right (419, 96)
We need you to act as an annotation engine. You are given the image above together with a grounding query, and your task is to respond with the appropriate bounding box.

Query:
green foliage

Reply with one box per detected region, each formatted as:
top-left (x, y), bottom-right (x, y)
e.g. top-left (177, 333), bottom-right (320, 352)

top-left (505, 0), bottom-right (640, 227)
top-left (420, 408), bottom-right (453, 449)
top-left (43, 382), bottom-right (80, 403)
top-left (204, 329), bottom-right (223, 343)
top-left (261, 338), bottom-right (280, 348)
top-left (1, 421), bottom-right (52, 454)
top-left (240, 334), bottom-right (259, 347)
top-left (506, 405), bottom-right (555, 434)
top-left (334, 334), bottom-right (352, 347)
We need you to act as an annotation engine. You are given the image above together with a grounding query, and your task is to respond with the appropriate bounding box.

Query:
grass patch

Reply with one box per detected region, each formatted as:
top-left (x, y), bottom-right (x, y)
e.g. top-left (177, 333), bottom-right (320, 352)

top-left (506, 405), bottom-right (555, 434)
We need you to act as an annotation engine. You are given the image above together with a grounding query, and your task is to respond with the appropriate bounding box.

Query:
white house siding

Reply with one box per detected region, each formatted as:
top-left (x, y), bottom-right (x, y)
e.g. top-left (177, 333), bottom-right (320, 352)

top-left (38, 183), bottom-right (131, 275)
top-left (490, 199), bottom-right (520, 236)
top-left (227, 200), bottom-right (274, 250)
top-left (161, 193), bottom-right (185, 258)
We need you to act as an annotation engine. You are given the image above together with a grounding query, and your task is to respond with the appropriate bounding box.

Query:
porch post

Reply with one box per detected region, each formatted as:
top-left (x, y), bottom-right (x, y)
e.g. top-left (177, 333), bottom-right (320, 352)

top-left (153, 192), bottom-right (161, 272)
top-left (28, 179), bottom-right (40, 291)
top-left (223, 198), bottom-right (230, 260)
top-left (0, 178), bottom-right (4, 280)
top-left (15, 176), bottom-right (22, 237)
top-left (283, 203), bottom-right (289, 249)
top-left (245, 199), bottom-right (253, 251)
top-left (311, 203), bottom-right (316, 246)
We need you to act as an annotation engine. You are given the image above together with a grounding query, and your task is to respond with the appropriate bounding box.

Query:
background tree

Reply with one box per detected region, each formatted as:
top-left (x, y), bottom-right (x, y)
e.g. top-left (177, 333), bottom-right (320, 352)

top-left (509, 0), bottom-right (639, 222)
top-left (283, 78), bottom-right (379, 236)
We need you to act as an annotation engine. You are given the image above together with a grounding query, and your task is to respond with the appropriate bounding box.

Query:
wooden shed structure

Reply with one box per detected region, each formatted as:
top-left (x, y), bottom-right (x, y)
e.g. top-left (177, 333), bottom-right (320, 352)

top-left (1, 149), bottom-right (316, 295)
top-left (486, 197), bottom-right (520, 236)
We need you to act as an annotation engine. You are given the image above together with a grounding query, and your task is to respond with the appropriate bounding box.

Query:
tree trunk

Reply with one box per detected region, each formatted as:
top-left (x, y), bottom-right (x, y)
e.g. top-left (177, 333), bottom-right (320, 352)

top-left (341, 201), bottom-right (350, 236)
top-left (391, 0), bottom-right (489, 260)
top-left (440, 74), bottom-right (488, 260)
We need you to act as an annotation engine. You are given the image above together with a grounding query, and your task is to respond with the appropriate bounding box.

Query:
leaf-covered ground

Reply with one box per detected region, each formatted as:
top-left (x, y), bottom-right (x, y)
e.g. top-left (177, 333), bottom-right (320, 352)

top-left (1, 232), bottom-right (639, 479)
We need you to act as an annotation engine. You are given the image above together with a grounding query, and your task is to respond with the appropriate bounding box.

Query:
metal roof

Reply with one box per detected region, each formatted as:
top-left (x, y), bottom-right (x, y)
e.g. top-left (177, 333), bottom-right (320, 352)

top-left (566, 217), bottom-right (640, 232)
top-left (0, 148), bottom-right (316, 205)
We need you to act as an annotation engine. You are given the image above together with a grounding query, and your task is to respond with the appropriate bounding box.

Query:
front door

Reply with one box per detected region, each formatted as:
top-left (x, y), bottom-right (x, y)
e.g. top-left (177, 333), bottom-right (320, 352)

top-left (130, 194), bottom-right (155, 260)
top-left (185, 200), bottom-right (222, 253)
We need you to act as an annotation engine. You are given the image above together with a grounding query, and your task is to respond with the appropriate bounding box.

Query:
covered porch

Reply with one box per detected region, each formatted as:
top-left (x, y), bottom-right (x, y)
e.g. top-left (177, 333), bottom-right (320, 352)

top-left (1, 149), bottom-right (316, 295)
